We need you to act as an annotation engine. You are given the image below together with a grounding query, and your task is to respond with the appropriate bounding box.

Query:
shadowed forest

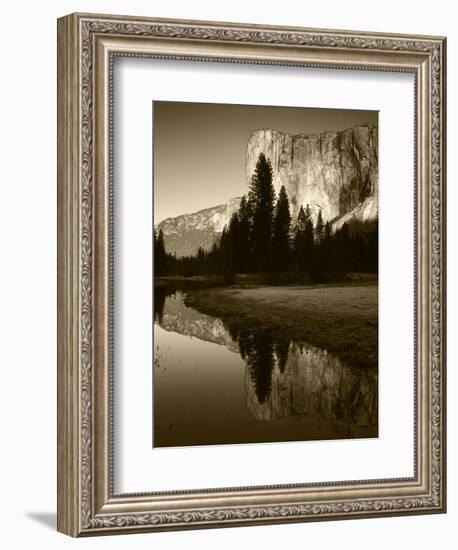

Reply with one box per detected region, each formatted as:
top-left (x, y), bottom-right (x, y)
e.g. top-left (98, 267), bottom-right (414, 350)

top-left (155, 153), bottom-right (378, 283)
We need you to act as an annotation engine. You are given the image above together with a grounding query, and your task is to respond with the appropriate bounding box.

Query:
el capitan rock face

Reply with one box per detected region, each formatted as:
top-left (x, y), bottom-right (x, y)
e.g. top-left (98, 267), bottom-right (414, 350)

top-left (157, 124), bottom-right (378, 257)
top-left (246, 124), bottom-right (378, 223)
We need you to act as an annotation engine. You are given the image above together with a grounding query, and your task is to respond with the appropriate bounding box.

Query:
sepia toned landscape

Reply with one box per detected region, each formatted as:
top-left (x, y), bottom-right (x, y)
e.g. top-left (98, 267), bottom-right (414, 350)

top-left (153, 101), bottom-right (378, 448)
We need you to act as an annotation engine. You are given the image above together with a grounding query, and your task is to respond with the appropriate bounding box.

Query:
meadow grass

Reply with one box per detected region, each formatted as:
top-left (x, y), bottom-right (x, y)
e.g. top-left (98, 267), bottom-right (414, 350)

top-left (185, 282), bottom-right (378, 369)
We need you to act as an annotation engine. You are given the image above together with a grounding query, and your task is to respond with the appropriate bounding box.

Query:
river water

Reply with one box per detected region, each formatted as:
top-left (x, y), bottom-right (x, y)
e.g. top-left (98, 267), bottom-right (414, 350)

top-left (153, 287), bottom-right (378, 447)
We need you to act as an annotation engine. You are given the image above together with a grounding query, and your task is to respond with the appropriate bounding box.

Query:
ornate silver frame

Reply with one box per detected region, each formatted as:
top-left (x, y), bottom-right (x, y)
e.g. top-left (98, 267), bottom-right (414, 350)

top-left (57, 13), bottom-right (446, 536)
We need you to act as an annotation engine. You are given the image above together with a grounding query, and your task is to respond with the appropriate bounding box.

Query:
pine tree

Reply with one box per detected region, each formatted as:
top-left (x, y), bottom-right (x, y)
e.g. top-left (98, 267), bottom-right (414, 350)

top-left (219, 225), bottom-right (236, 284)
top-left (324, 220), bottom-right (332, 244)
top-left (293, 204), bottom-right (315, 274)
top-left (197, 246), bottom-right (205, 274)
top-left (304, 204), bottom-right (315, 275)
top-left (333, 222), bottom-right (350, 279)
top-left (237, 195), bottom-right (251, 273)
top-left (293, 205), bottom-right (307, 271)
top-left (315, 208), bottom-right (324, 245)
top-left (304, 204), bottom-right (314, 251)
top-left (322, 221), bottom-right (333, 280)
top-left (155, 228), bottom-right (167, 276)
top-left (228, 211), bottom-right (240, 273)
top-left (248, 153), bottom-right (275, 272)
top-left (340, 222), bottom-right (351, 275)
top-left (368, 220), bottom-right (378, 273)
top-left (272, 185), bottom-right (291, 271)
top-left (310, 208), bottom-right (325, 281)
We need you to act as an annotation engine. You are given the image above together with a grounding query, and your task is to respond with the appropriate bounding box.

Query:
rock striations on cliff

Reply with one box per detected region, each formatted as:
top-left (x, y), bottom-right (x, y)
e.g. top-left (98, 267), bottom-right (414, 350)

top-left (246, 124), bottom-right (378, 224)
top-left (157, 124), bottom-right (378, 257)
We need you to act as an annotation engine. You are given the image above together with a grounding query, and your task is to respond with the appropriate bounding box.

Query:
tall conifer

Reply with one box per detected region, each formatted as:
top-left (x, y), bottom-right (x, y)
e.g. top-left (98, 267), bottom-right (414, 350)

top-left (248, 153), bottom-right (275, 271)
top-left (272, 185), bottom-right (291, 271)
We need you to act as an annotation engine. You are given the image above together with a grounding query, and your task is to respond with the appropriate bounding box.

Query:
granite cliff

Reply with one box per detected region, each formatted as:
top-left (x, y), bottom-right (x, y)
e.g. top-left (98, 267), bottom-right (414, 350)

top-left (246, 124), bottom-right (378, 224)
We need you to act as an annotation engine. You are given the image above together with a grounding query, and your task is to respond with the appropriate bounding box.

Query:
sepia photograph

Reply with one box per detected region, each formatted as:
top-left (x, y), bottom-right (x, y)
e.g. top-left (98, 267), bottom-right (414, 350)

top-left (153, 101), bottom-right (379, 448)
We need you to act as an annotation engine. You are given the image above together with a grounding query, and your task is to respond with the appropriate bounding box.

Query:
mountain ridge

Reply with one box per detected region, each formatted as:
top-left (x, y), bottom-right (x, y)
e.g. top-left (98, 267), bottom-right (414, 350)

top-left (157, 197), bottom-right (241, 257)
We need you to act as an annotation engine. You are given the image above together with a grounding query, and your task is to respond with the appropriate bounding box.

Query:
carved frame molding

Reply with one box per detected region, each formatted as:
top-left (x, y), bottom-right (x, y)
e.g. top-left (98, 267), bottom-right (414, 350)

top-left (57, 13), bottom-right (446, 536)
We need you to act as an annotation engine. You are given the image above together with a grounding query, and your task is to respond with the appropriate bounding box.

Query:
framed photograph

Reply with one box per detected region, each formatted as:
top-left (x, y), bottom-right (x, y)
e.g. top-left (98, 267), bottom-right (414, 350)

top-left (153, 101), bottom-right (379, 448)
top-left (57, 13), bottom-right (446, 536)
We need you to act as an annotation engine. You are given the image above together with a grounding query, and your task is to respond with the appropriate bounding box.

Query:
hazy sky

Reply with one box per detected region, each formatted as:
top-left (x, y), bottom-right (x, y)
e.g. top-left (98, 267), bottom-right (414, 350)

top-left (153, 102), bottom-right (378, 223)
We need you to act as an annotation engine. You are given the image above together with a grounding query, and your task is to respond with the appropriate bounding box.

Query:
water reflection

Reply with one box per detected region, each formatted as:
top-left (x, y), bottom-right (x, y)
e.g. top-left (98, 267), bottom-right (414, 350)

top-left (245, 341), bottom-right (377, 426)
top-left (238, 332), bottom-right (275, 405)
top-left (154, 286), bottom-right (378, 446)
top-left (275, 342), bottom-right (290, 374)
top-left (154, 284), bottom-right (168, 324)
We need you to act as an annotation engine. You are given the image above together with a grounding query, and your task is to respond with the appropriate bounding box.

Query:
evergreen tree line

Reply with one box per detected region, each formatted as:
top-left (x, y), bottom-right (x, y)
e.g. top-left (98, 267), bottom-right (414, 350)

top-left (156, 152), bottom-right (378, 282)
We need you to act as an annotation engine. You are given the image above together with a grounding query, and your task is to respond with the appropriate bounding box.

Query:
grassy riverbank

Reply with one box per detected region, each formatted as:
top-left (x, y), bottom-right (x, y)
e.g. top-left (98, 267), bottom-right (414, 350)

top-left (185, 282), bottom-right (378, 369)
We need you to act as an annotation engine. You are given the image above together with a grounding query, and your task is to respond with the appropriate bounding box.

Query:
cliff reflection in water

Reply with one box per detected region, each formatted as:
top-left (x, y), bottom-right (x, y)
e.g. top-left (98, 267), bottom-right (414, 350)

top-left (245, 338), bottom-right (377, 426)
top-left (154, 287), bottom-right (378, 433)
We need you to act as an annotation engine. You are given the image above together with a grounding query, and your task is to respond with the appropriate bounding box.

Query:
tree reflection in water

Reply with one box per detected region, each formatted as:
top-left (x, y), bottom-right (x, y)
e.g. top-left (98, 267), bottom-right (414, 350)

top-left (154, 287), bottom-right (378, 429)
top-left (154, 284), bottom-right (168, 324)
top-left (215, 319), bottom-right (377, 426)
top-left (237, 332), bottom-right (275, 404)
top-left (274, 341), bottom-right (290, 374)
top-left (230, 326), bottom-right (290, 405)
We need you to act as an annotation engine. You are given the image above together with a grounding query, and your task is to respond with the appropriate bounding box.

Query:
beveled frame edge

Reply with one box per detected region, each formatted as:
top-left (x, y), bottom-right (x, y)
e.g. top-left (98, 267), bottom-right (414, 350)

top-left (57, 12), bottom-right (446, 537)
